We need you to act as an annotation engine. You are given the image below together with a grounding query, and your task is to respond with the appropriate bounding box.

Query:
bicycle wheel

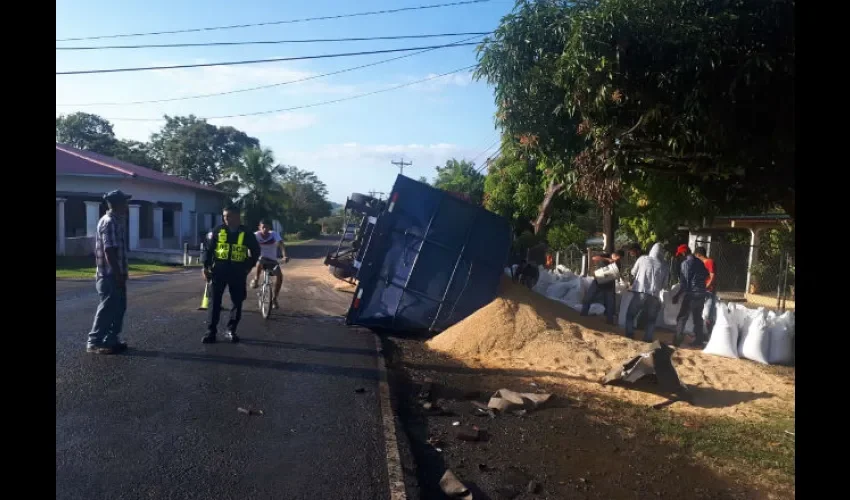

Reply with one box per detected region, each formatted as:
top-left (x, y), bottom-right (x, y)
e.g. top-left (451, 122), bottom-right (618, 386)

top-left (260, 283), bottom-right (272, 319)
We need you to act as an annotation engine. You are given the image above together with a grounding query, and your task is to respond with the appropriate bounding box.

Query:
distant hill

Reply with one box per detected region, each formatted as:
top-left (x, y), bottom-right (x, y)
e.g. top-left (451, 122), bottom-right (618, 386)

top-left (330, 202), bottom-right (344, 215)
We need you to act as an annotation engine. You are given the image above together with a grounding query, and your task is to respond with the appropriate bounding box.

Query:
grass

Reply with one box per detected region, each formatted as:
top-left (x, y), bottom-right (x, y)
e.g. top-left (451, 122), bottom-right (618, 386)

top-left (591, 394), bottom-right (795, 484)
top-left (56, 256), bottom-right (182, 279)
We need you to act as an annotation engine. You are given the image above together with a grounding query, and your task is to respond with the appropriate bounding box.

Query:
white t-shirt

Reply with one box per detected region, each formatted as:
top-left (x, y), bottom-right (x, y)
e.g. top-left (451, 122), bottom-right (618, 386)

top-left (255, 230), bottom-right (283, 260)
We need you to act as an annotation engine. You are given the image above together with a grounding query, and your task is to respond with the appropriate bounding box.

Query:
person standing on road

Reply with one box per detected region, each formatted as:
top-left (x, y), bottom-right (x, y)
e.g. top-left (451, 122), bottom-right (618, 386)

top-left (87, 190), bottom-right (131, 355)
top-left (202, 205), bottom-right (261, 344)
top-left (693, 246), bottom-right (717, 335)
top-left (672, 244), bottom-right (709, 347)
top-left (624, 243), bottom-right (669, 342)
top-left (580, 250), bottom-right (624, 325)
top-left (250, 219), bottom-right (289, 310)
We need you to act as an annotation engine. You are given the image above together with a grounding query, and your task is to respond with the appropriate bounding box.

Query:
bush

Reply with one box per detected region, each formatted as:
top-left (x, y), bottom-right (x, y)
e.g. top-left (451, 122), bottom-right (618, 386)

top-left (295, 223), bottom-right (322, 240)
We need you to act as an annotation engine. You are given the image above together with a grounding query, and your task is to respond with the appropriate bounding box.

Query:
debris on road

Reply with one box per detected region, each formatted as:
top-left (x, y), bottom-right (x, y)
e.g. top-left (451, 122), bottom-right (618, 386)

top-left (602, 341), bottom-right (691, 403)
top-left (527, 480), bottom-right (541, 494)
top-left (487, 389), bottom-right (553, 413)
top-left (455, 425), bottom-right (481, 442)
top-left (237, 407), bottom-right (264, 416)
top-left (355, 387), bottom-right (366, 393)
top-left (439, 469), bottom-right (473, 499)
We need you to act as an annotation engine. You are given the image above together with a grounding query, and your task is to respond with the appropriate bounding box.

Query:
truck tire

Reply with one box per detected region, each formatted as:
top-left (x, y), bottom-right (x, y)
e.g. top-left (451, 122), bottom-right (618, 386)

top-left (330, 265), bottom-right (352, 280)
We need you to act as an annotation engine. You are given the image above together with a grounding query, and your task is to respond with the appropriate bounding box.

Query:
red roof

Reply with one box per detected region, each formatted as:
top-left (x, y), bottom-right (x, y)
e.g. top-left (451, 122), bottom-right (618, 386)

top-left (56, 144), bottom-right (222, 194)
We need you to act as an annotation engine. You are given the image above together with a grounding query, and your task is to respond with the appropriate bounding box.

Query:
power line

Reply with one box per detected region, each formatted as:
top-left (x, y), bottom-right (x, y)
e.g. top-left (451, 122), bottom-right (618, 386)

top-left (56, 42), bottom-right (480, 75)
top-left (476, 141), bottom-right (507, 173)
top-left (470, 137), bottom-right (500, 165)
top-left (105, 65), bottom-right (477, 122)
top-left (56, 34), bottom-right (486, 107)
top-left (56, 0), bottom-right (495, 42)
top-left (57, 31), bottom-right (492, 51)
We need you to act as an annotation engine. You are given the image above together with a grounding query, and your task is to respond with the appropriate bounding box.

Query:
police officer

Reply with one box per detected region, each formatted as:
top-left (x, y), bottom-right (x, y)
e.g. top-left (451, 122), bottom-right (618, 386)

top-left (201, 205), bottom-right (261, 343)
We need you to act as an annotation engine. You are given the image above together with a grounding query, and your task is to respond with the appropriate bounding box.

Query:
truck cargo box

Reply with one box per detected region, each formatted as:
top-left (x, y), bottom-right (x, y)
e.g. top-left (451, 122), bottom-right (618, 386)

top-left (345, 175), bottom-right (512, 334)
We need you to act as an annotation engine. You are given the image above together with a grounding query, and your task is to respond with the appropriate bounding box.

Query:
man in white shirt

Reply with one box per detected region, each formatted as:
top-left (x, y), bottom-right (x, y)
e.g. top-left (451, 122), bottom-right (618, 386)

top-left (250, 219), bottom-right (289, 309)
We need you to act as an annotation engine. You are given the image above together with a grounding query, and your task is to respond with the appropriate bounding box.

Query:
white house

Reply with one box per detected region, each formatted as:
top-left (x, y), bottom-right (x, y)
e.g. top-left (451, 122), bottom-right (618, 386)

top-left (56, 144), bottom-right (228, 260)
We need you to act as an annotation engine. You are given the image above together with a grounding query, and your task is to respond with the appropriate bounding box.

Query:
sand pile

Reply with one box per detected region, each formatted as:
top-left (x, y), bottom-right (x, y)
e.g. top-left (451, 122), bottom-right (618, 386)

top-left (333, 281), bottom-right (357, 293)
top-left (427, 280), bottom-right (795, 419)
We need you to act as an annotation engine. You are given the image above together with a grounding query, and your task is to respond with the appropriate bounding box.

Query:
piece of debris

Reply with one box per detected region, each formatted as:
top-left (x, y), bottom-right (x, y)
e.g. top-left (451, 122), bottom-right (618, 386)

top-left (439, 469), bottom-right (473, 499)
top-left (478, 464), bottom-right (490, 472)
top-left (455, 425), bottom-right (481, 442)
top-left (452, 421), bottom-right (461, 426)
top-left (418, 382), bottom-right (434, 401)
top-left (355, 388), bottom-right (366, 393)
top-left (422, 402), bottom-right (433, 410)
top-left (602, 341), bottom-right (691, 402)
top-left (487, 389), bottom-right (553, 413)
top-left (512, 409), bottom-right (528, 417)
top-left (237, 407), bottom-right (264, 416)
top-left (784, 430), bottom-right (795, 437)
top-left (527, 480), bottom-right (541, 494)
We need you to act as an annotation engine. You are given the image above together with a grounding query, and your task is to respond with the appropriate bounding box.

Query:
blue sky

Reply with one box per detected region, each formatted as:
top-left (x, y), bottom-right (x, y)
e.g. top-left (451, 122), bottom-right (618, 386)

top-left (56, 0), bottom-right (514, 203)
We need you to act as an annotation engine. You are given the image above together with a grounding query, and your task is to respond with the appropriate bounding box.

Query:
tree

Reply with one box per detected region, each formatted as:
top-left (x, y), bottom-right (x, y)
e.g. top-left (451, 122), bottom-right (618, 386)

top-left (111, 140), bottom-right (160, 171)
top-left (418, 176), bottom-right (429, 185)
top-left (279, 166), bottom-right (333, 232)
top-left (149, 115), bottom-right (259, 186)
top-left (216, 147), bottom-right (288, 230)
top-left (56, 112), bottom-right (118, 153)
top-left (546, 222), bottom-right (587, 252)
top-left (317, 215), bottom-right (345, 235)
top-left (432, 158), bottom-right (486, 205)
top-left (476, 0), bottom-right (796, 250)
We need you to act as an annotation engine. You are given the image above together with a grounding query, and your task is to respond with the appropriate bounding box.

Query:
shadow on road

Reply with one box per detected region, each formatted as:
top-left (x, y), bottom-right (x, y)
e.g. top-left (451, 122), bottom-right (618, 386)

top-left (125, 349), bottom-right (380, 381)
top-left (239, 338), bottom-right (377, 357)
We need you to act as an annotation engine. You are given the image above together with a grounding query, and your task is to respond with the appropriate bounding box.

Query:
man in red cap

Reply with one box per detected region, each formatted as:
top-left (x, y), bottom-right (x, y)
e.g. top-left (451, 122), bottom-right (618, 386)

top-left (672, 244), bottom-right (709, 347)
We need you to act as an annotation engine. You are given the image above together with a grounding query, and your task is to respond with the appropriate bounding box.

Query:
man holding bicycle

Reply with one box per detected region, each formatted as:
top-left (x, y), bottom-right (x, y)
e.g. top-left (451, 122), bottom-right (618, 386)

top-left (250, 219), bottom-right (289, 310)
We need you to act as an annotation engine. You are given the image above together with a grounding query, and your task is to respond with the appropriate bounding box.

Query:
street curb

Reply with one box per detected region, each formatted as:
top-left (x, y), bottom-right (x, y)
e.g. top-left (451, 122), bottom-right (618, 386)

top-left (374, 334), bottom-right (409, 500)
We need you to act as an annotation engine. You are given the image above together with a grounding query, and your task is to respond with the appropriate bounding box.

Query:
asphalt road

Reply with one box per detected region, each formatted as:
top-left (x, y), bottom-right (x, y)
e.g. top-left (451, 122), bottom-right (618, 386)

top-left (56, 237), bottom-right (390, 500)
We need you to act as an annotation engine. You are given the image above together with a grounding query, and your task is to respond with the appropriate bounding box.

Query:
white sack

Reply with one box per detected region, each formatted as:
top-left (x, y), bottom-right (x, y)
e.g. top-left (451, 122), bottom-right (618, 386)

top-left (545, 281), bottom-right (575, 301)
top-left (740, 313), bottom-right (771, 364)
top-left (767, 313), bottom-right (794, 365)
top-left (659, 286), bottom-right (694, 333)
top-left (531, 267), bottom-right (556, 295)
top-left (703, 305), bottom-right (739, 358)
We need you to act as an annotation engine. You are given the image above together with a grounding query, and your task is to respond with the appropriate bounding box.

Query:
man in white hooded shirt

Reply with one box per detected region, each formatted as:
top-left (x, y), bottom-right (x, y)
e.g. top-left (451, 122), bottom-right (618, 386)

top-left (625, 243), bottom-right (669, 342)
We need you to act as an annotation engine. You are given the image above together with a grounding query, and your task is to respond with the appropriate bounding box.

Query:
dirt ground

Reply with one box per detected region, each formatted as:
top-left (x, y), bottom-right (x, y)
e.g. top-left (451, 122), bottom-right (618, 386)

top-left (383, 337), bottom-right (794, 500)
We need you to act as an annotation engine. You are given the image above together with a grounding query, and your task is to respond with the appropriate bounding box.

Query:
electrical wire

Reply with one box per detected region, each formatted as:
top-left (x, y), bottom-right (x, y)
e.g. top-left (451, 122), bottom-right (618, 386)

top-left (105, 64), bottom-right (477, 122)
top-left (56, 34), bottom-right (487, 106)
top-left (56, 0), bottom-right (494, 42)
top-left (56, 42), bottom-right (480, 75)
top-left (476, 141), bottom-right (507, 173)
top-left (470, 137), bottom-right (500, 166)
top-left (57, 31), bottom-right (492, 50)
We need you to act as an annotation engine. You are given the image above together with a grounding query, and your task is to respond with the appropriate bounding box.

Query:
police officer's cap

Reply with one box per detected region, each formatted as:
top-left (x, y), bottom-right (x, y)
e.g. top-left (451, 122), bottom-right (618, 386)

top-left (103, 190), bottom-right (132, 203)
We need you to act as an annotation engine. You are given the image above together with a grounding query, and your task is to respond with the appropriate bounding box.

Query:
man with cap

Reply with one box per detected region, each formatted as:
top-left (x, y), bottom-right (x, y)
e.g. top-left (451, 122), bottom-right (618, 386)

top-left (672, 244), bottom-right (709, 347)
top-left (201, 205), bottom-right (261, 344)
top-left (87, 190), bottom-right (131, 354)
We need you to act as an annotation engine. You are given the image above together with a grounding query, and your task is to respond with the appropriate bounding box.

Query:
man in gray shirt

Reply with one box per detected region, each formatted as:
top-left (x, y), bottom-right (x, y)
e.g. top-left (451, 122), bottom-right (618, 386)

top-left (87, 190), bottom-right (131, 355)
top-left (625, 243), bottom-right (669, 342)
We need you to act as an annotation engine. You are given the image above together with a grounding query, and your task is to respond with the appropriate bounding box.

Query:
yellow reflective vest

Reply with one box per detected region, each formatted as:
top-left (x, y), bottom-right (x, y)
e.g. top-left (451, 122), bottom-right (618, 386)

top-left (214, 228), bottom-right (249, 263)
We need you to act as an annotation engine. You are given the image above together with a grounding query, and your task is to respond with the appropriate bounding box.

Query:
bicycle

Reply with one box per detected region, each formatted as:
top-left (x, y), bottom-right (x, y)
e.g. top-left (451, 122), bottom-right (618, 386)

top-left (257, 259), bottom-right (284, 320)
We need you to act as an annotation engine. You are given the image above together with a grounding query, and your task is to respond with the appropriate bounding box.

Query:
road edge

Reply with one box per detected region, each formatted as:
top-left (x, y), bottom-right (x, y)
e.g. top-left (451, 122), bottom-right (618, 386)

top-left (374, 334), bottom-right (410, 500)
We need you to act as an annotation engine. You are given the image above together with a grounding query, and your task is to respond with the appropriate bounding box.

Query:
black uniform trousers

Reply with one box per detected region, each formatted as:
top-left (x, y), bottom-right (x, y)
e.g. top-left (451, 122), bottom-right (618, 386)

top-left (207, 268), bottom-right (249, 335)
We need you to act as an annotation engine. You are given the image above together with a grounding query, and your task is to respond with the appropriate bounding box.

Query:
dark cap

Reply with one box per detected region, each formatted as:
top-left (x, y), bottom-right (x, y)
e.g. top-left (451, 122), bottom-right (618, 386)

top-left (103, 190), bottom-right (132, 202)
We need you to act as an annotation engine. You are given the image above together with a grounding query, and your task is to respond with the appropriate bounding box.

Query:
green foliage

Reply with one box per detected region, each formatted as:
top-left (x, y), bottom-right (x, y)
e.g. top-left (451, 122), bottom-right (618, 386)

top-left (217, 147), bottom-right (287, 230)
top-left (279, 166), bottom-right (333, 232)
top-left (56, 112), bottom-right (160, 170)
top-left (546, 223), bottom-right (587, 252)
top-left (317, 216), bottom-right (345, 234)
top-left (477, 0), bottom-right (795, 218)
top-left (296, 224), bottom-right (322, 240)
top-left (149, 115), bottom-right (259, 185)
top-left (432, 158), bottom-right (485, 205)
top-left (513, 230), bottom-right (541, 256)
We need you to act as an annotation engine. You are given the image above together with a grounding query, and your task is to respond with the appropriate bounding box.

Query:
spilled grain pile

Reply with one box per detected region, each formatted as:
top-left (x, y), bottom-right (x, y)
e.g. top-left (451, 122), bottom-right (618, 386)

top-left (427, 279), bottom-right (794, 419)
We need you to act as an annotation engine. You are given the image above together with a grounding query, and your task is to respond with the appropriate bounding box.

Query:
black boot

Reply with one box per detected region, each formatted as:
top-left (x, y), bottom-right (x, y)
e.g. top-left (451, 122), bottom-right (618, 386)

top-left (202, 333), bottom-right (216, 344)
top-left (225, 330), bottom-right (239, 343)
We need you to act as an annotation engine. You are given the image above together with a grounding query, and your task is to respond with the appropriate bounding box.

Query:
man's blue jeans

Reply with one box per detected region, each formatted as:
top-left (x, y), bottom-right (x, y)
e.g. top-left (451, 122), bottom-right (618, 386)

top-left (88, 275), bottom-right (128, 348)
top-left (625, 292), bottom-right (661, 342)
top-left (581, 280), bottom-right (616, 324)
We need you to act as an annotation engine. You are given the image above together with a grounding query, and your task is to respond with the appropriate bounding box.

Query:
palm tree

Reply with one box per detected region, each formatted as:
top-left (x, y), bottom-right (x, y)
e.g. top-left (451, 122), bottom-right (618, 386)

top-left (216, 147), bottom-right (288, 229)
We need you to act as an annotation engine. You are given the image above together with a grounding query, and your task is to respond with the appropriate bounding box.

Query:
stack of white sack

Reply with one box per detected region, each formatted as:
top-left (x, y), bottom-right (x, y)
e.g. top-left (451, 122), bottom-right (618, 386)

top-left (703, 302), bottom-right (795, 364)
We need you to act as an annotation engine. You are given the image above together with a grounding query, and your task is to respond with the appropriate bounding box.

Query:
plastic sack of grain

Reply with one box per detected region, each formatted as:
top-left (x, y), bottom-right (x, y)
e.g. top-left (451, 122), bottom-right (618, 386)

top-left (740, 313), bottom-right (771, 364)
top-left (702, 305), bottom-right (739, 358)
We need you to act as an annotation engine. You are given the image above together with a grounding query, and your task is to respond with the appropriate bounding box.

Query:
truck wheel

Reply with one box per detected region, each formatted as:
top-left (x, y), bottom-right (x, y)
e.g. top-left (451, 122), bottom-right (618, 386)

top-left (330, 265), bottom-right (351, 280)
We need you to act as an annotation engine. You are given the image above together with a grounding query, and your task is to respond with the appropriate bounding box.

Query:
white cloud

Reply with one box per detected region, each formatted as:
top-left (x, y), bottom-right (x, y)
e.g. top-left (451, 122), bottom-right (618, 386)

top-left (405, 71), bottom-right (475, 92)
top-left (152, 61), bottom-right (364, 97)
top-left (278, 142), bottom-right (486, 202)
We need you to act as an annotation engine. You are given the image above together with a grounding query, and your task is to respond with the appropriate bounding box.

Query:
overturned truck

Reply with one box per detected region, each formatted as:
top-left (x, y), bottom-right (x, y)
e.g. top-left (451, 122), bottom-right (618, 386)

top-left (326, 175), bottom-right (512, 335)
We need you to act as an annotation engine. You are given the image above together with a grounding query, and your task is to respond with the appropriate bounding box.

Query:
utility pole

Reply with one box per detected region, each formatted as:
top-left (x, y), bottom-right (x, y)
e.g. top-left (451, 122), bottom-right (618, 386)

top-left (391, 158), bottom-right (412, 175)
